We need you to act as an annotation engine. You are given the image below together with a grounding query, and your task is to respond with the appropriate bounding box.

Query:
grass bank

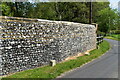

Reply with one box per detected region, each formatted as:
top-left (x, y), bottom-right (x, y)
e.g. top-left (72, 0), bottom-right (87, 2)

top-left (105, 34), bottom-right (120, 41)
top-left (2, 40), bottom-right (110, 80)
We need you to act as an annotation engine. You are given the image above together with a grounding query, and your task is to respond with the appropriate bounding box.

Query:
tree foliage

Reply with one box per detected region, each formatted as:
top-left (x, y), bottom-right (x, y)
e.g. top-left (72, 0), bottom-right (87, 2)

top-left (0, 1), bottom-right (119, 33)
top-left (97, 8), bottom-right (119, 33)
top-left (0, 2), bottom-right (14, 16)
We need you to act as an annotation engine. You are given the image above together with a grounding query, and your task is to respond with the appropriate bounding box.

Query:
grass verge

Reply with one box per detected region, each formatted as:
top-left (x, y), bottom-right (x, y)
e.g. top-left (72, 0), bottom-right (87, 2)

top-left (105, 34), bottom-right (120, 41)
top-left (2, 40), bottom-right (110, 80)
top-left (105, 36), bottom-right (120, 41)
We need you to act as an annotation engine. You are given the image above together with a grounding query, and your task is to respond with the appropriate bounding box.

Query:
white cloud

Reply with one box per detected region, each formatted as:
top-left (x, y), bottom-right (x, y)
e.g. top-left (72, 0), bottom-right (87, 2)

top-left (109, 0), bottom-right (119, 9)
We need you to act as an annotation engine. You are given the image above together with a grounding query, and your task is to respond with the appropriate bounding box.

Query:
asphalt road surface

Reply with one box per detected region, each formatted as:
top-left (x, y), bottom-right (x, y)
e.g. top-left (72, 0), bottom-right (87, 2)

top-left (58, 39), bottom-right (119, 78)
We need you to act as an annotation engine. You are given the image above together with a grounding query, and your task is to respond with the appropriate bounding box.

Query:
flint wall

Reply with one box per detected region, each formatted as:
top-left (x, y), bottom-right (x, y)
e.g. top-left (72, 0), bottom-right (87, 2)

top-left (0, 16), bottom-right (97, 75)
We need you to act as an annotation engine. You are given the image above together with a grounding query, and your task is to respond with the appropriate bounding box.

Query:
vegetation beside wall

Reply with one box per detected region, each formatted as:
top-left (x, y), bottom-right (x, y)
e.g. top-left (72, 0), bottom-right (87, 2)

top-left (105, 34), bottom-right (120, 41)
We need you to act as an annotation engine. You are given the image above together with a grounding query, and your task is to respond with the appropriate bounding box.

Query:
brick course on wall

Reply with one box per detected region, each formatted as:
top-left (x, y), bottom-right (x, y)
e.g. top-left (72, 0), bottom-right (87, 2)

top-left (0, 16), bottom-right (97, 76)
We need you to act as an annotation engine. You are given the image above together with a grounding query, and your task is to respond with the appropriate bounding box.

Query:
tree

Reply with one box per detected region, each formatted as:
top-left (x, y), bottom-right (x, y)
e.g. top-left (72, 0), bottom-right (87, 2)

top-left (97, 8), bottom-right (119, 33)
top-left (2, 1), bottom-right (118, 33)
top-left (0, 2), bottom-right (14, 16)
top-left (92, 2), bottom-right (110, 23)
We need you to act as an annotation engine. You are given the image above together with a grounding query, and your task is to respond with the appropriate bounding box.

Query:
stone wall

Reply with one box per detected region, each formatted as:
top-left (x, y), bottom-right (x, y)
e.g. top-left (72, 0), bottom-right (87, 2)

top-left (0, 16), bottom-right (97, 76)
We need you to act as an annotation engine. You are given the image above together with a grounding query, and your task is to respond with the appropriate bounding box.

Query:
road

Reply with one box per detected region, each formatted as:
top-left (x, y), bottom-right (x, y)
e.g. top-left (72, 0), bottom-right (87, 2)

top-left (57, 39), bottom-right (119, 79)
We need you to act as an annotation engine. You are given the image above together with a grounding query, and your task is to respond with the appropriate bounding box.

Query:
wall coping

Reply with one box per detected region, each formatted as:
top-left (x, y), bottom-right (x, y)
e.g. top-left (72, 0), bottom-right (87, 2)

top-left (0, 16), bottom-right (95, 27)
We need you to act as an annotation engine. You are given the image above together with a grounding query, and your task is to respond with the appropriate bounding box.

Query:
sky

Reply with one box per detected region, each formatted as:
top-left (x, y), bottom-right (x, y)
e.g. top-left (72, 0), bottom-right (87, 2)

top-left (109, 0), bottom-right (119, 9)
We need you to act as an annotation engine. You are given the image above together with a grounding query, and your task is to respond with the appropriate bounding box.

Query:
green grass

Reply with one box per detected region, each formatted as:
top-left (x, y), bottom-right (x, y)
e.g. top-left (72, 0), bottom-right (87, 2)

top-left (2, 40), bottom-right (110, 80)
top-left (111, 34), bottom-right (120, 38)
top-left (105, 34), bottom-right (120, 41)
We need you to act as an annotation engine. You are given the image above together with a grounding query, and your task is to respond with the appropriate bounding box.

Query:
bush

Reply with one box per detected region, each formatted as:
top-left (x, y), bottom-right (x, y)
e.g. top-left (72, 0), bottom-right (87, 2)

top-left (97, 31), bottom-right (105, 36)
top-left (110, 30), bottom-right (120, 34)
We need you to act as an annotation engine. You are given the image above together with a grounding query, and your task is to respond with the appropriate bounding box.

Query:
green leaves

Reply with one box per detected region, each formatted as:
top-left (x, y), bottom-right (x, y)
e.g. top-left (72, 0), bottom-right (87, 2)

top-left (97, 8), bottom-right (119, 33)
top-left (0, 2), bottom-right (13, 16)
top-left (1, 1), bottom-right (119, 33)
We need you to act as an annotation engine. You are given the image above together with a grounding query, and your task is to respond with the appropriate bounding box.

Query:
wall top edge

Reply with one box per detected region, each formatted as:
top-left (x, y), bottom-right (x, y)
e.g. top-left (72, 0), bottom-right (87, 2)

top-left (0, 16), bottom-right (95, 27)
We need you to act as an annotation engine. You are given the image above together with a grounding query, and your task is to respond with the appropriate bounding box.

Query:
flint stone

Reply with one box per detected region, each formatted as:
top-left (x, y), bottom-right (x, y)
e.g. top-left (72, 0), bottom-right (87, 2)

top-left (0, 16), bottom-right (96, 76)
